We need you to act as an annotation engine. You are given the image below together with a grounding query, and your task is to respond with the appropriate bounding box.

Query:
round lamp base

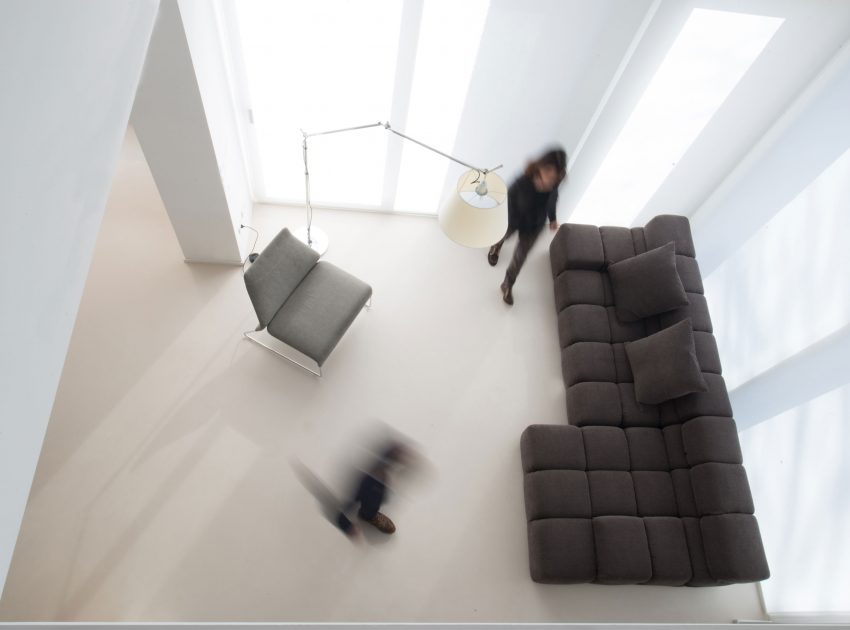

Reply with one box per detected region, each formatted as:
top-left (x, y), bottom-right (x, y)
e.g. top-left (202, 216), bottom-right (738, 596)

top-left (293, 225), bottom-right (329, 257)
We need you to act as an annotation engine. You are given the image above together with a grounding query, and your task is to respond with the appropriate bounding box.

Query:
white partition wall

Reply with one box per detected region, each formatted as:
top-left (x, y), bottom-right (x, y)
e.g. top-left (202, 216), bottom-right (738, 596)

top-left (132, 0), bottom-right (252, 264)
top-left (0, 0), bottom-right (159, 597)
top-left (692, 42), bottom-right (850, 619)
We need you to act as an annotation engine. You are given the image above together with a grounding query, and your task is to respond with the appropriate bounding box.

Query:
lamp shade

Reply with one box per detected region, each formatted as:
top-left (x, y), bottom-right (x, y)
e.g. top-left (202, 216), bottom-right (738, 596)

top-left (438, 169), bottom-right (508, 248)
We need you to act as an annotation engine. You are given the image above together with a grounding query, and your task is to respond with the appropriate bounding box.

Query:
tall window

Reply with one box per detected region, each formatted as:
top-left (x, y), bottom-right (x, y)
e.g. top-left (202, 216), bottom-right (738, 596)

top-left (234, 0), bottom-right (403, 207)
top-left (232, 0), bottom-right (490, 213)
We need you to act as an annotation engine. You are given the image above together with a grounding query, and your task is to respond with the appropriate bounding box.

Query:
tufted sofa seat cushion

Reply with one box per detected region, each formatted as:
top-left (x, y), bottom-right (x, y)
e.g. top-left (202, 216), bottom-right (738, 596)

top-left (521, 423), bottom-right (768, 586)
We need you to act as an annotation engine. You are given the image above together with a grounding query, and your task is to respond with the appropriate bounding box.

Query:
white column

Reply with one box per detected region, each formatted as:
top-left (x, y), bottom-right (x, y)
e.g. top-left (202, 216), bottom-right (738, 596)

top-left (132, 0), bottom-right (253, 264)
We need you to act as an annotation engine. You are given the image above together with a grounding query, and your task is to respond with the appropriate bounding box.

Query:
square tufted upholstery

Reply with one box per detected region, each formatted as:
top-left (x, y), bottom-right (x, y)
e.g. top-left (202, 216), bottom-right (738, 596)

top-left (520, 215), bottom-right (769, 586)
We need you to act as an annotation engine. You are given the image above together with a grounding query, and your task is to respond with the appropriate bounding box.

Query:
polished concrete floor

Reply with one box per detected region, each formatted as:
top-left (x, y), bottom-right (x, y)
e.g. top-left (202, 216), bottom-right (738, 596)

top-left (0, 128), bottom-right (766, 622)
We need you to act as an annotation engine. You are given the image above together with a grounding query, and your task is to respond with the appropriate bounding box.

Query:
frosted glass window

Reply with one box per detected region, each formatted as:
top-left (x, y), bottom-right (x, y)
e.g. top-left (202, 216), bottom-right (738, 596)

top-left (705, 146), bottom-right (850, 390)
top-left (739, 383), bottom-right (850, 614)
top-left (570, 9), bottom-right (783, 226)
top-left (234, 0), bottom-right (403, 206)
top-left (393, 0), bottom-right (490, 213)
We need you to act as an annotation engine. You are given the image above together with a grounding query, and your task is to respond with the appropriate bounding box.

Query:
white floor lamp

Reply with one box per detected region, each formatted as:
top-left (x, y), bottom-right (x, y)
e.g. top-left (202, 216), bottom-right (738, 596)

top-left (296, 121), bottom-right (508, 255)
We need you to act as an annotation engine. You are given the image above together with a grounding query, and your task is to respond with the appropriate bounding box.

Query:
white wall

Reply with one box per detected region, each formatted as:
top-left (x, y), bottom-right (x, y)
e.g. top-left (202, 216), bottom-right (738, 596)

top-left (132, 0), bottom-right (251, 264)
top-left (0, 0), bottom-right (159, 596)
top-left (692, 40), bottom-right (850, 275)
top-left (179, 0), bottom-right (254, 250)
top-left (704, 143), bottom-right (850, 391)
top-left (556, 0), bottom-right (690, 220)
top-left (632, 0), bottom-right (850, 227)
top-left (448, 0), bottom-right (653, 192)
top-left (738, 385), bottom-right (850, 616)
top-left (692, 41), bottom-right (850, 617)
top-left (554, 0), bottom-right (850, 228)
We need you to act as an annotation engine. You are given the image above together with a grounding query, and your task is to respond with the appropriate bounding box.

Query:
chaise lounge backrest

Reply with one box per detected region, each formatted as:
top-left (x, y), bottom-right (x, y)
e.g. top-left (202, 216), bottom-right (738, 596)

top-left (244, 227), bottom-right (321, 332)
top-left (243, 228), bottom-right (372, 372)
top-left (520, 215), bottom-right (769, 586)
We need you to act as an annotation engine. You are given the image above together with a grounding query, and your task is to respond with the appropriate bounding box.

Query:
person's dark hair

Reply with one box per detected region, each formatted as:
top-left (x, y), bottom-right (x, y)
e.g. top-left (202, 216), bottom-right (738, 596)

top-left (379, 442), bottom-right (406, 465)
top-left (524, 146), bottom-right (568, 185)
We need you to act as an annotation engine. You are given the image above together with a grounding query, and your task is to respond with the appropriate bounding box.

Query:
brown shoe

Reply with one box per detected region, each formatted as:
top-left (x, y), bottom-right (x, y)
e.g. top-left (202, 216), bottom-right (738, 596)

top-left (361, 512), bottom-right (396, 534)
top-left (488, 245), bottom-right (500, 266)
top-left (500, 282), bottom-right (514, 305)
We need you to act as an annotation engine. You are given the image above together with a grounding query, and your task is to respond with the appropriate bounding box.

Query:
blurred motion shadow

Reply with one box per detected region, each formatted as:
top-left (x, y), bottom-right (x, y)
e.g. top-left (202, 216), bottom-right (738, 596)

top-left (292, 421), bottom-right (428, 544)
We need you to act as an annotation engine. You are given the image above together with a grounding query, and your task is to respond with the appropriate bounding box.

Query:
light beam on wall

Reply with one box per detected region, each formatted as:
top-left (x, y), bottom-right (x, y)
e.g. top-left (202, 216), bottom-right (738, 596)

top-left (393, 0), bottom-right (491, 213)
top-left (570, 9), bottom-right (783, 227)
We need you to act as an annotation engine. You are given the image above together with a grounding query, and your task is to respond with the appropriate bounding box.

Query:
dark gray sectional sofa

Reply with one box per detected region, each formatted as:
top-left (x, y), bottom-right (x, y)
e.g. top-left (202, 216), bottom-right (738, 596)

top-left (520, 214), bottom-right (769, 586)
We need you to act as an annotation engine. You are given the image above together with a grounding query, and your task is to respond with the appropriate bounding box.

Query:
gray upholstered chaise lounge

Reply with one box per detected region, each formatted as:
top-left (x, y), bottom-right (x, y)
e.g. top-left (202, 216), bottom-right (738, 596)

top-left (243, 227), bottom-right (372, 375)
top-left (520, 214), bottom-right (769, 586)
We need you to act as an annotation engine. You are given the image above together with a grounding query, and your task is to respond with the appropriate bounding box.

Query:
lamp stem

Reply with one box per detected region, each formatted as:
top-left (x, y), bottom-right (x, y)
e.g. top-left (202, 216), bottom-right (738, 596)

top-left (301, 132), bottom-right (313, 245)
top-left (302, 134), bottom-right (312, 245)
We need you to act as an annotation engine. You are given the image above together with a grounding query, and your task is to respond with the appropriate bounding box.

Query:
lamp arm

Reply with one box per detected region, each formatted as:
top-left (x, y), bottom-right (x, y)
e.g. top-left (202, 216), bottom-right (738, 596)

top-left (382, 123), bottom-right (502, 175)
top-left (299, 121), bottom-right (503, 244)
top-left (301, 121), bottom-right (385, 139)
top-left (300, 123), bottom-right (387, 245)
top-left (300, 121), bottom-right (502, 174)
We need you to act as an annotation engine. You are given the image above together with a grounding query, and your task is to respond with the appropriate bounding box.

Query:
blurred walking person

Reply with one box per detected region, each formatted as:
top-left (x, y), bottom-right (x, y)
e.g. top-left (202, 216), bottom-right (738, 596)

top-left (488, 147), bottom-right (567, 305)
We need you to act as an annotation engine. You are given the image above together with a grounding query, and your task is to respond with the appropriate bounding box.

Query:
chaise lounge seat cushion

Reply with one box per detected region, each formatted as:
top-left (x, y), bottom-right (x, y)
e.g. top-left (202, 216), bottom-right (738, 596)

top-left (267, 262), bottom-right (372, 366)
top-left (244, 227), bottom-right (372, 370)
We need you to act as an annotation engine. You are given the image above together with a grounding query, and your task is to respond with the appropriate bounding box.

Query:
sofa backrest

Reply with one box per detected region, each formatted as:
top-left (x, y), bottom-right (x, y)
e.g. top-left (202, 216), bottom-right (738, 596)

top-left (244, 227), bottom-right (320, 330)
top-left (550, 214), bottom-right (695, 273)
top-left (550, 214), bottom-right (733, 430)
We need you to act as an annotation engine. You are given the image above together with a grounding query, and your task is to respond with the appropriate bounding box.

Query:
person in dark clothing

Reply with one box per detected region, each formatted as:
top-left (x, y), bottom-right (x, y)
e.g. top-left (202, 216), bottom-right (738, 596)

top-left (488, 147), bottom-right (567, 305)
top-left (335, 442), bottom-right (408, 536)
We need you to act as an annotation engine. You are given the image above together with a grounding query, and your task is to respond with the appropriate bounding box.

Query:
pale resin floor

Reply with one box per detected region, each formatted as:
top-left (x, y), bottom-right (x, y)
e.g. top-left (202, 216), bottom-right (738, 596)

top-left (0, 128), bottom-right (766, 622)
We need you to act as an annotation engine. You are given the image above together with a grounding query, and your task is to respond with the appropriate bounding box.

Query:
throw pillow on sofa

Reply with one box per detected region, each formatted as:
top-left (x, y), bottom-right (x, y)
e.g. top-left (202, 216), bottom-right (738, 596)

top-left (625, 319), bottom-right (708, 405)
top-left (607, 242), bottom-right (689, 322)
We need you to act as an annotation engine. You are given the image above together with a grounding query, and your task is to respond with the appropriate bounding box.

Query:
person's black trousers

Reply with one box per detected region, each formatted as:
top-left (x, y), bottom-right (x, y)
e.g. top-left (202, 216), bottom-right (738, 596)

top-left (494, 225), bottom-right (544, 287)
top-left (355, 474), bottom-right (385, 519)
top-left (336, 473), bottom-right (386, 533)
